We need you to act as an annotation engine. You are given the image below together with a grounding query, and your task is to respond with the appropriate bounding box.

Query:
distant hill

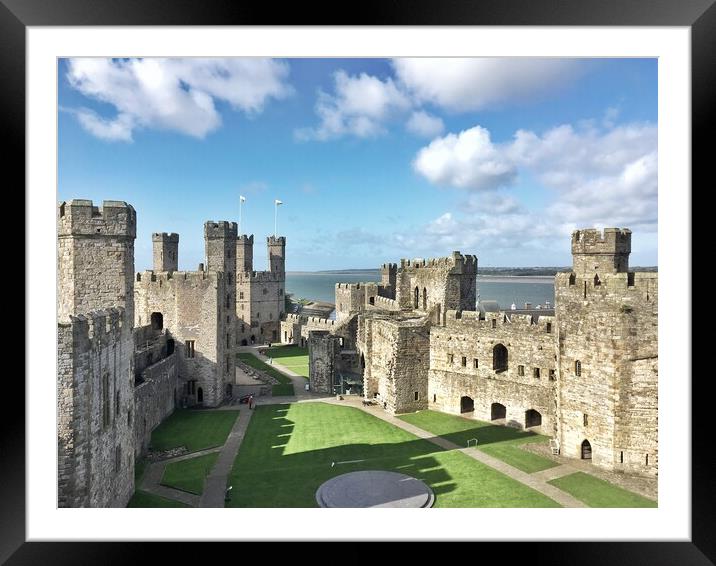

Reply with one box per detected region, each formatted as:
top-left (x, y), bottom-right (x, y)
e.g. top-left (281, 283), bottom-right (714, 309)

top-left (300, 266), bottom-right (657, 276)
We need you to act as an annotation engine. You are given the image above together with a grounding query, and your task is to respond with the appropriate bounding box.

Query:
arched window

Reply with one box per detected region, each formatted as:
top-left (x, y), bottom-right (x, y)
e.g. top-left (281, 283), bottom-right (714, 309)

top-left (581, 439), bottom-right (592, 460)
top-left (569, 273), bottom-right (576, 286)
top-left (493, 344), bottom-right (508, 372)
top-left (525, 409), bottom-right (542, 428)
top-left (460, 396), bottom-right (474, 413)
top-left (414, 287), bottom-right (419, 309)
top-left (197, 387), bottom-right (204, 403)
top-left (491, 403), bottom-right (506, 420)
top-left (422, 287), bottom-right (428, 309)
top-left (594, 274), bottom-right (601, 287)
top-left (575, 360), bottom-right (582, 376)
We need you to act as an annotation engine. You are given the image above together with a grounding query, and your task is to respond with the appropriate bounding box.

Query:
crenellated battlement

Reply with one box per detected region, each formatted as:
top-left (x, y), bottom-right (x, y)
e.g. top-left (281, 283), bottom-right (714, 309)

top-left (204, 221), bottom-right (238, 240)
top-left (152, 232), bottom-right (179, 243)
top-left (60, 307), bottom-right (128, 344)
top-left (443, 309), bottom-right (555, 333)
top-left (371, 296), bottom-right (400, 310)
top-left (58, 200), bottom-right (136, 238)
top-left (556, 270), bottom-right (657, 290)
top-left (237, 270), bottom-right (284, 282)
top-left (267, 235), bottom-right (286, 245)
top-left (572, 228), bottom-right (632, 254)
top-left (382, 263), bottom-right (398, 270)
top-left (237, 234), bottom-right (254, 243)
top-left (399, 251), bottom-right (478, 272)
top-left (136, 270), bottom-right (223, 284)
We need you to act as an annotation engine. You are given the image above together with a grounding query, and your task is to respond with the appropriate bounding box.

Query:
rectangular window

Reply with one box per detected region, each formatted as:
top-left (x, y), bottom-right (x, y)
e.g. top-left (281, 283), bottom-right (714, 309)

top-left (447, 353), bottom-right (453, 364)
top-left (549, 369), bottom-right (556, 380)
top-left (645, 454), bottom-right (649, 465)
top-left (414, 391), bottom-right (419, 401)
top-left (518, 365), bottom-right (525, 376)
top-left (433, 394), bottom-right (436, 403)
top-left (239, 291), bottom-right (244, 299)
top-left (628, 272), bottom-right (635, 287)
top-left (620, 451), bottom-right (624, 463)
top-left (473, 359), bottom-right (479, 369)
top-left (583, 413), bottom-right (588, 426)
top-left (575, 360), bottom-right (582, 376)
top-left (185, 340), bottom-right (195, 358)
top-left (546, 322), bottom-right (552, 333)
top-left (491, 319), bottom-right (497, 329)
top-left (534, 368), bottom-right (541, 379)
top-left (115, 391), bottom-right (120, 416)
top-left (461, 356), bottom-right (467, 367)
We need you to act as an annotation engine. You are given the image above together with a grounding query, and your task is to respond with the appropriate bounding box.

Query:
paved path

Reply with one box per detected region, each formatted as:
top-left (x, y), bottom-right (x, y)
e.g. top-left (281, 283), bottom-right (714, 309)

top-left (532, 463), bottom-right (576, 482)
top-left (325, 397), bottom-right (587, 508)
top-left (139, 459), bottom-right (201, 507)
top-left (199, 408), bottom-right (254, 507)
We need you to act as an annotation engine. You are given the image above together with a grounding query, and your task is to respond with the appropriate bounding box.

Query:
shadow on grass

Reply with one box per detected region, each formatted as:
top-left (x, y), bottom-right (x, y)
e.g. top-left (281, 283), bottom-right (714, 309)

top-left (263, 346), bottom-right (308, 360)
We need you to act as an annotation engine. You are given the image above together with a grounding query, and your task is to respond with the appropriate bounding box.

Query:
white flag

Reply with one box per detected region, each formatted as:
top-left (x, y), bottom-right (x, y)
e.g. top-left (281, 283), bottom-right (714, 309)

top-left (275, 199), bottom-right (283, 205)
top-left (240, 195), bottom-right (246, 202)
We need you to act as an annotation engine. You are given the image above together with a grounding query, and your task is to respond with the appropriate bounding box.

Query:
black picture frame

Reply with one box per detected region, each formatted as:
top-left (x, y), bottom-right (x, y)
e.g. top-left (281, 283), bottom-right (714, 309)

top-left (6, 0), bottom-right (709, 562)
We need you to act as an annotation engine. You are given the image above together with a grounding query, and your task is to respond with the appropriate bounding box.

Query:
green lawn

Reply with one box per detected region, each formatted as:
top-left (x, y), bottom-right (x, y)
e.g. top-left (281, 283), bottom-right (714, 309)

top-left (161, 452), bottom-right (220, 495)
top-left (399, 410), bottom-right (558, 474)
top-left (238, 353), bottom-right (295, 396)
top-left (150, 409), bottom-right (240, 452)
top-left (227, 402), bottom-right (560, 508)
top-left (548, 472), bottom-right (657, 508)
top-left (127, 490), bottom-right (191, 508)
top-left (263, 345), bottom-right (309, 378)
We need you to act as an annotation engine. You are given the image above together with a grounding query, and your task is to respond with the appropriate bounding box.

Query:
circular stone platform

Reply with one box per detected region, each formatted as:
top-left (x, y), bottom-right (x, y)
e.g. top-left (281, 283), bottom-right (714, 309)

top-left (316, 470), bottom-right (435, 508)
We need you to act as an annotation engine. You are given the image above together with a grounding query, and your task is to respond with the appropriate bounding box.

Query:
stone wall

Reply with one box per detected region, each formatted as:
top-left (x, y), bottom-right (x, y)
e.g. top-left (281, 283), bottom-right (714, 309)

top-left (308, 331), bottom-right (337, 393)
top-left (556, 269), bottom-right (658, 476)
top-left (133, 352), bottom-right (178, 458)
top-left (428, 310), bottom-right (557, 434)
top-left (135, 271), bottom-right (228, 407)
top-left (57, 309), bottom-right (134, 508)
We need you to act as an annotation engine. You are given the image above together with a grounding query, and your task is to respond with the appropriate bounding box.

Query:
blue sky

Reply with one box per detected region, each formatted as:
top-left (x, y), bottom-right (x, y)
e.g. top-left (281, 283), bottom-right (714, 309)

top-left (58, 58), bottom-right (657, 271)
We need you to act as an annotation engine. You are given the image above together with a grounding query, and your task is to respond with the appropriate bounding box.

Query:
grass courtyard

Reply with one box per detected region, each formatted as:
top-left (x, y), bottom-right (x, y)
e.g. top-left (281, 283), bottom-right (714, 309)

top-left (160, 452), bottom-right (220, 495)
top-left (263, 345), bottom-right (309, 378)
top-left (548, 472), bottom-right (657, 508)
top-left (399, 410), bottom-right (558, 474)
top-left (226, 402), bottom-right (561, 508)
top-left (238, 352), bottom-right (296, 396)
top-left (150, 409), bottom-right (240, 452)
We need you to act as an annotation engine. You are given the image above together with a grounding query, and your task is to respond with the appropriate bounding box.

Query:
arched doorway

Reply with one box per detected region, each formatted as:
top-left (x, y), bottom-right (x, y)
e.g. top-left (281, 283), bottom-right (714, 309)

top-left (493, 344), bottom-right (508, 372)
top-left (581, 439), bottom-right (592, 460)
top-left (525, 409), bottom-right (542, 428)
top-left (226, 383), bottom-right (232, 397)
top-left (491, 403), bottom-right (506, 420)
top-left (150, 312), bottom-right (163, 331)
top-left (241, 339), bottom-right (248, 346)
top-left (197, 387), bottom-right (204, 403)
top-left (460, 396), bottom-right (474, 413)
top-left (414, 287), bottom-right (419, 309)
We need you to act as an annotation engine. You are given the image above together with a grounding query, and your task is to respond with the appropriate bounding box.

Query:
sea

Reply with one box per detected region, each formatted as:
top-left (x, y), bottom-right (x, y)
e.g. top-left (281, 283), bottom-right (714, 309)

top-left (286, 270), bottom-right (555, 319)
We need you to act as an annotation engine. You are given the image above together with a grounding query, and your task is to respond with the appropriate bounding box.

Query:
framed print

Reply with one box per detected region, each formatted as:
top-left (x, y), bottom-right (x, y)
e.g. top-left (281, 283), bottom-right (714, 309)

top-left (6, 0), bottom-right (711, 563)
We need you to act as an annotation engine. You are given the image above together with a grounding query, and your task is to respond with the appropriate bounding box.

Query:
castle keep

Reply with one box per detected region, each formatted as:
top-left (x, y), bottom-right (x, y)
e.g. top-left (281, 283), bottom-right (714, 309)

top-left (57, 199), bottom-right (286, 507)
top-left (294, 228), bottom-right (657, 478)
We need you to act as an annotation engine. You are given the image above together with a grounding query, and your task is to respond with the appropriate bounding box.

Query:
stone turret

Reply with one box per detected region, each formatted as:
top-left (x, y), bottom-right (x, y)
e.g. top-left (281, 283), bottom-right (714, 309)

top-left (152, 232), bottom-right (179, 272)
top-left (236, 234), bottom-right (254, 273)
top-left (267, 235), bottom-right (286, 273)
top-left (571, 228), bottom-right (631, 276)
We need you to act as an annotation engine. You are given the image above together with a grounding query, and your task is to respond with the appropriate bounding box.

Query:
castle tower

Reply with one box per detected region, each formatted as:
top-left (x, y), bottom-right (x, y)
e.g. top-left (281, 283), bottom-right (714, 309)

top-left (152, 232), bottom-right (179, 272)
top-left (236, 234), bottom-right (254, 273)
top-left (555, 227), bottom-right (657, 477)
top-left (205, 221), bottom-right (238, 276)
top-left (381, 263), bottom-right (397, 290)
top-left (57, 199), bottom-right (137, 323)
top-left (571, 228), bottom-right (631, 276)
top-left (267, 235), bottom-right (286, 273)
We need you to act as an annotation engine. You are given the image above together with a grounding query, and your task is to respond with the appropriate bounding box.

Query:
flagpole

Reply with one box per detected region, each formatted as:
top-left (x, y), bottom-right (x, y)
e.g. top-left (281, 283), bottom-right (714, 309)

top-left (274, 200), bottom-right (278, 238)
top-left (239, 197), bottom-right (242, 234)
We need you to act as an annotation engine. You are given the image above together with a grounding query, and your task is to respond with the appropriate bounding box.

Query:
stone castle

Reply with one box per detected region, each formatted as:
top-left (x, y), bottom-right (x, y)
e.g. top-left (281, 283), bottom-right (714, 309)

top-left (57, 199), bottom-right (657, 507)
top-left (57, 199), bottom-right (285, 507)
top-left (289, 229), bottom-right (657, 478)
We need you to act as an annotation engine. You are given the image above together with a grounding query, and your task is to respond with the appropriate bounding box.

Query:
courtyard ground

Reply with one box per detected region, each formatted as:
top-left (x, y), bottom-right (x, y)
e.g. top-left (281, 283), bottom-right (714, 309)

top-left (150, 409), bottom-right (240, 452)
top-left (399, 410), bottom-right (558, 473)
top-left (261, 345), bottom-right (309, 377)
top-left (548, 472), bottom-right (657, 508)
top-left (226, 401), bottom-right (561, 508)
top-left (161, 452), bottom-right (220, 495)
top-left (237, 352), bottom-right (296, 396)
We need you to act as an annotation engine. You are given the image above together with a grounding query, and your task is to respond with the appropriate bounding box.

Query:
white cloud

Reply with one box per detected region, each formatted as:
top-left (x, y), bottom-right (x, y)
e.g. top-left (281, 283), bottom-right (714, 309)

top-left (65, 58), bottom-right (293, 141)
top-left (392, 58), bottom-right (582, 112)
top-left (405, 110), bottom-right (445, 138)
top-left (412, 126), bottom-right (517, 191)
top-left (295, 70), bottom-right (411, 141)
top-left (407, 118), bottom-right (658, 261)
